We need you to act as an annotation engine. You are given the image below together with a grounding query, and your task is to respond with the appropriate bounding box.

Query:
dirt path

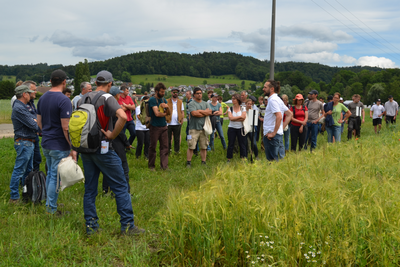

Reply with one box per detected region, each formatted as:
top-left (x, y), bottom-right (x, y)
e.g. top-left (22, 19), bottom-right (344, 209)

top-left (0, 124), bottom-right (14, 139)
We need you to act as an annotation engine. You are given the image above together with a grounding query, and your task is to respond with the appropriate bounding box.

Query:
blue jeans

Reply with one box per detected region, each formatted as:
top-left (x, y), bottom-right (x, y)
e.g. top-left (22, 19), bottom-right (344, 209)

top-left (81, 149), bottom-right (134, 234)
top-left (263, 134), bottom-right (283, 161)
top-left (33, 135), bottom-right (42, 171)
top-left (209, 121), bottom-right (227, 149)
top-left (284, 127), bottom-right (290, 151)
top-left (10, 140), bottom-right (34, 200)
top-left (123, 120), bottom-right (136, 145)
top-left (42, 148), bottom-right (70, 213)
top-left (305, 122), bottom-right (318, 149)
top-left (332, 125), bottom-right (342, 142)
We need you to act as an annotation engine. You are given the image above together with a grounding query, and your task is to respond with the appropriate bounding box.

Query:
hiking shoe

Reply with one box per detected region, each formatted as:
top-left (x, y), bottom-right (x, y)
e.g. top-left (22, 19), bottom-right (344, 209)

top-left (201, 161), bottom-right (207, 165)
top-left (121, 226), bottom-right (145, 236)
top-left (186, 162), bottom-right (191, 168)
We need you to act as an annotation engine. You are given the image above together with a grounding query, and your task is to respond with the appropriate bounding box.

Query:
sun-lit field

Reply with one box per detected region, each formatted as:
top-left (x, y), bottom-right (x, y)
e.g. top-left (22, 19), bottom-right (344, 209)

top-left (1, 110), bottom-right (400, 265)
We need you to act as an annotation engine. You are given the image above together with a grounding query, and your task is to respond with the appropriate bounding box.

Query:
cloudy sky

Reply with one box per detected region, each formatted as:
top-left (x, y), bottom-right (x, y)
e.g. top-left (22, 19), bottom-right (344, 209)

top-left (1, 0), bottom-right (399, 68)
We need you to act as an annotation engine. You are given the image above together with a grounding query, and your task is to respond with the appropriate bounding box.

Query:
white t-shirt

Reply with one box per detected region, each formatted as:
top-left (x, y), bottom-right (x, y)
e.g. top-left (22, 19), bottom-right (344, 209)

top-left (135, 106), bottom-right (149, 131)
top-left (228, 107), bottom-right (244, 129)
top-left (371, 104), bottom-right (385, 119)
top-left (11, 95), bottom-right (17, 108)
top-left (168, 99), bottom-right (185, 126)
top-left (263, 93), bottom-right (288, 136)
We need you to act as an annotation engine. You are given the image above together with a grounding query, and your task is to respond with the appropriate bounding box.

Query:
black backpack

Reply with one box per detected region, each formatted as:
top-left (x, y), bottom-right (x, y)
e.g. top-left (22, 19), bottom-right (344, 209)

top-left (292, 105), bottom-right (305, 119)
top-left (22, 170), bottom-right (47, 203)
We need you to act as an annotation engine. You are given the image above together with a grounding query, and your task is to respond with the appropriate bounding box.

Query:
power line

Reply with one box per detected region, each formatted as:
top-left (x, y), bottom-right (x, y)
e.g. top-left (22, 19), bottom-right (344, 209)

top-left (335, 0), bottom-right (400, 54)
top-left (310, 0), bottom-right (400, 63)
top-left (324, 0), bottom-right (400, 60)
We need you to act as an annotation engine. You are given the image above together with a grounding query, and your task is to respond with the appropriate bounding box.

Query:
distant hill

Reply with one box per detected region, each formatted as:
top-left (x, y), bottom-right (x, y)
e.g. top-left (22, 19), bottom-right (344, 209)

top-left (0, 51), bottom-right (384, 84)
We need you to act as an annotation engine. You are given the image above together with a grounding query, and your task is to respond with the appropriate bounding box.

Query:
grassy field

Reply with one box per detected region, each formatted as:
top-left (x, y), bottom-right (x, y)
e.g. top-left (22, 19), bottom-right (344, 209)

top-left (129, 74), bottom-right (261, 89)
top-left (0, 75), bottom-right (16, 83)
top-left (1, 113), bottom-right (400, 265)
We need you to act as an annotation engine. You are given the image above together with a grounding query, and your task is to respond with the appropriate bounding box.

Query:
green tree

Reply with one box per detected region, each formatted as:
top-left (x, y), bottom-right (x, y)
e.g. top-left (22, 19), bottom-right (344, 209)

top-left (0, 80), bottom-right (15, 99)
top-left (280, 84), bottom-right (293, 100)
top-left (73, 62), bottom-right (84, 96)
top-left (367, 83), bottom-right (386, 105)
top-left (202, 92), bottom-right (208, 102)
top-left (223, 90), bottom-right (230, 102)
top-left (121, 71), bottom-right (131, 82)
top-left (203, 80), bottom-right (207, 85)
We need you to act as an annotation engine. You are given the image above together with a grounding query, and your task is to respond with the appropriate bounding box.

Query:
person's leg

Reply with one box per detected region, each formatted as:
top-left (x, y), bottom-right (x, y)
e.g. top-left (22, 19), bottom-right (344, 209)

top-left (46, 149), bottom-right (70, 213)
top-left (264, 135), bottom-right (280, 161)
top-left (185, 118), bottom-right (190, 140)
top-left (291, 126), bottom-right (299, 151)
top-left (198, 130), bottom-right (209, 162)
top-left (215, 121), bottom-right (227, 149)
top-left (81, 153), bottom-right (101, 234)
top-left (159, 126), bottom-right (169, 169)
top-left (252, 128), bottom-right (259, 157)
top-left (356, 117), bottom-right (361, 137)
top-left (33, 135), bottom-right (41, 171)
top-left (209, 128), bottom-right (215, 150)
top-left (284, 127), bottom-right (290, 152)
top-left (310, 123), bottom-right (318, 149)
top-left (347, 118), bottom-right (355, 140)
top-left (227, 127), bottom-right (235, 159)
top-left (135, 130), bottom-right (144, 158)
top-left (144, 130), bottom-right (150, 159)
top-left (333, 126), bottom-right (341, 143)
top-left (167, 125), bottom-right (173, 153)
top-left (238, 128), bottom-right (247, 158)
top-left (148, 126), bottom-right (159, 169)
top-left (304, 122), bottom-right (311, 149)
top-left (326, 126), bottom-right (333, 143)
top-left (122, 160), bottom-right (130, 194)
top-left (298, 126), bottom-right (306, 151)
top-left (126, 121), bottom-right (136, 145)
top-left (173, 125), bottom-right (182, 153)
top-left (94, 151), bottom-right (135, 232)
top-left (10, 140), bottom-right (34, 200)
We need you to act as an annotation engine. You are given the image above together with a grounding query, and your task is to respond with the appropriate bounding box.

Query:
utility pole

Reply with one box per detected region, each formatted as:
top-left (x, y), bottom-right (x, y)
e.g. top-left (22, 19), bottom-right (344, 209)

top-left (269, 0), bottom-right (276, 80)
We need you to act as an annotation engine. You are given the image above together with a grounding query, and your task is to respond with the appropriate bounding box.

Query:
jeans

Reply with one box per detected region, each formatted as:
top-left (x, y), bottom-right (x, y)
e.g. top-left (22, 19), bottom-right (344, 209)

top-left (42, 148), bottom-right (70, 213)
top-left (332, 125), bottom-right (342, 142)
top-left (103, 160), bottom-right (130, 194)
top-left (168, 124), bottom-right (182, 153)
top-left (81, 149), bottom-right (134, 234)
top-left (227, 127), bottom-right (246, 159)
top-left (283, 127), bottom-right (290, 151)
top-left (305, 122), bottom-right (318, 149)
top-left (10, 140), bottom-right (34, 200)
top-left (33, 135), bottom-right (42, 171)
top-left (263, 134), bottom-right (283, 161)
top-left (123, 120), bottom-right (136, 145)
top-left (136, 130), bottom-right (150, 158)
top-left (209, 121), bottom-right (227, 149)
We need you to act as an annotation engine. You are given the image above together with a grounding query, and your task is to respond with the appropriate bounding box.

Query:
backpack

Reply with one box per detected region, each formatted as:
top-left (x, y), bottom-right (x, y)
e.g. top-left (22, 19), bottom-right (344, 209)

top-left (22, 170), bottom-right (47, 203)
top-left (292, 105), bottom-right (305, 120)
top-left (69, 91), bottom-right (106, 153)
top-left (140, 100), bottom-right (151, 127)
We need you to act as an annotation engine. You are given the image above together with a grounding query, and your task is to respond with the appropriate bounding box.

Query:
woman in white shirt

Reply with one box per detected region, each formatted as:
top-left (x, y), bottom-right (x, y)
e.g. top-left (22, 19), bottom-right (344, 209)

top-left (227, 94), bottom-right (247, 162)
top-left (135, 96), bottom-right (150, 159)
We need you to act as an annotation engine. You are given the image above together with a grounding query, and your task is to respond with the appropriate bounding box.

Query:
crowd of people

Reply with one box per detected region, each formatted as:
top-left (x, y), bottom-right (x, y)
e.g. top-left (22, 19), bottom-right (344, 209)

top-left (8, 69), bottom-right (399, 235)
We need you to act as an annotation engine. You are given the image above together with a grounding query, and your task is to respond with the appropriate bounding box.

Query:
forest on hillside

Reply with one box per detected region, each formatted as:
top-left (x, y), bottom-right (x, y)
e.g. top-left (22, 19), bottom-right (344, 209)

top-left (0, 51), bottom-right (398, 104)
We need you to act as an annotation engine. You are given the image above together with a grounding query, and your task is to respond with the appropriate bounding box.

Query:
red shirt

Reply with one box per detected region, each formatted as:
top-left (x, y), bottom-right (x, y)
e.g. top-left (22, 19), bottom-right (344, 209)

top-left (290, 105), bottom-right (308, 127)
top-left (118, 95), bottom-right (134, 121)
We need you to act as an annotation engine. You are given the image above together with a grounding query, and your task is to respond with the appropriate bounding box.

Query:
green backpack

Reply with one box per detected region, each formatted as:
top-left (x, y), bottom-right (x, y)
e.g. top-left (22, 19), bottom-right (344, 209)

top-left (139, 99), bottom-right (151, 128)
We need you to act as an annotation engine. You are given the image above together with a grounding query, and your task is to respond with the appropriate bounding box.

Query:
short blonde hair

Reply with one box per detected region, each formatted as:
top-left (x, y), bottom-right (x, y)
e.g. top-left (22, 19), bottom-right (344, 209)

top-left (281, 94), bottom-right (288, 101)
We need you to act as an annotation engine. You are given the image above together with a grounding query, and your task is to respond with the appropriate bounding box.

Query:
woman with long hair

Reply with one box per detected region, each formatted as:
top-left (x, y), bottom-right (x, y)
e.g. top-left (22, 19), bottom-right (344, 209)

top-left (327, 92), bottom-right (351, 143)
top-left (245, 99), bottom-right (259, 159)
top-left (227, 94), bottom-right (247, 162)
top-left (290, 94), bottom-right (308, 151)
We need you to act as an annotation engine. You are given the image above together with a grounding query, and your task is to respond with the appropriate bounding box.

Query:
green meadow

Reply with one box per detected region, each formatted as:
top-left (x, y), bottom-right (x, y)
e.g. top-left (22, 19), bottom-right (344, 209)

top-left (1, 112), bottom-right (400, 265)
top-left (129, 74), bottom-right (260, 89)
top-left (0, 76), bottom-right (16, 83)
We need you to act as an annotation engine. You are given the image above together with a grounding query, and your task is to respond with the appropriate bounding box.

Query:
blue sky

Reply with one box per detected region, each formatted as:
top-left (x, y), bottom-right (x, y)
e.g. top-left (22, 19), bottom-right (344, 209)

top-left (1, 0), bottom-right (399, 68)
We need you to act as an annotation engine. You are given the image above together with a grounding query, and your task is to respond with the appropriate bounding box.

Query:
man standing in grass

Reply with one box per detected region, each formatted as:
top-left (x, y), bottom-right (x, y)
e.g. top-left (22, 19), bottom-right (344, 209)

top-left (72, 82), bottom-right (92, 110)
top-left (148, 82), bottom-right (170, 171)
top-left (384, 95), bottom-right (398, 127)
top-left (37, 70), bottom-right (76, 215)
top-left (304, 90), bottom-right (324, 152)
top-left (9, 85), bottom-right (38, 204)
top-left (118, 85), bottom-right (136, 146)
top-left (166, 88), bottom-right (184, 154)
top-left (262, 80), bottom-right (292, 161)
top-left (78, 70), bottom-right (144, 235)
top-left (346, 94), bottom-right (364, 140)
top-left (370, 99), bottom-right (385, 134)
top-left (186, 87), bottom-right (212, 168)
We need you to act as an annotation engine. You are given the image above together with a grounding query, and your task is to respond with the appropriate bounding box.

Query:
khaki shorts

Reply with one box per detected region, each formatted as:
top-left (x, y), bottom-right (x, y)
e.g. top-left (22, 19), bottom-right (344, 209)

top-left (188, 129), bottom-right (208, 150)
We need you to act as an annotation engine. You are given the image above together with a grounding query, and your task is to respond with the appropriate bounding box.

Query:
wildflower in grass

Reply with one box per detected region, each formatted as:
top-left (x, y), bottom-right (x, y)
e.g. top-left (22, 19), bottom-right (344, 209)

top-left (312, 260), bottom-right (317, 263)
top-left (325, 242), bottom-right (329, 245)
top-left (323, 261), bottom-right (326, 264)
top-left (270, 241), bottom-right (274, 244)
top-left (309, 246), bottom-right (312, 248)
top-left (307, 260), bottom-right (311, 262)
top-left (261, 254), bottom-right (265, 257)
top-left (306, 256), bottom-right (310, 259)
top-left (297, 232), bottom-right (301, 235)
top-left (251, 261), bottom-right (255, 264)
top-left (265, 236), bottom-right (269, 238)
top-left (261, 258), bottom-right (264, 262)
top-left (247, 255), bottom-right (250, 258)
top-left (317, 251), bottom-right (321, 254)
top-left (260, 235), bottom-right (263, 237)
top-left (304, 254), bottom-right (307, 257)
top-left (257, 257), bottom-right (260, 260)
top-left (245, 251), bottom-right (249, 254)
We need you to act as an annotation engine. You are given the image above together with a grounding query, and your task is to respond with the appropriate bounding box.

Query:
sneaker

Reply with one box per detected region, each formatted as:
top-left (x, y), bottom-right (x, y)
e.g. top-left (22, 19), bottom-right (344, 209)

top-left (121, 226), bottom-right (145, 236)
top-left (201, 161), bottom-right (207, 165)
top-left (186, 162), bottom-right (191, 168)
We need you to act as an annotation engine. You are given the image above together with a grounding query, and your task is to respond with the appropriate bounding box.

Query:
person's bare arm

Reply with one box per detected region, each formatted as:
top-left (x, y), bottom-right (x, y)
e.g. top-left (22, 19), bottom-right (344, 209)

top-left (152, 105), bottom-right (167, 117)
top-left (282, 109), bottom-right (293, 129)
top-left (61, 118), bottom-right (77, 161)
top-left (267, 112), bottom-right (282, 139)
top-left (101, 108), bottom-right (127, 140)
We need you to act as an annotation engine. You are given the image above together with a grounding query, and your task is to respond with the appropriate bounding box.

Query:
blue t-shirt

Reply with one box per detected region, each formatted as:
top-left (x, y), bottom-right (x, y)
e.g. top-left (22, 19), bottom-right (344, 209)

top-left (148, 96), bottom-right (167, 127)
top-left (37, 91), bottom-right (72, 151)
top-left (209, 102), bottom-right (221, 120)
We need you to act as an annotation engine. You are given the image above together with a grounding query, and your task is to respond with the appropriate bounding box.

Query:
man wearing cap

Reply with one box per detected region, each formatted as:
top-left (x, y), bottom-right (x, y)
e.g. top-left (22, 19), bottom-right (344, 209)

top-left (37, 69), bottom-right (76, 214)
top-left (370, 99), bottom-right (385, 134)
top-left (21, 81), bottom-right (42, 171)
top-left (304, 90), bottom-right (324, 152)
top-left (166, 88), bottom-right (184, 154)
top-left (77, 70), bottom-right (144, 235)
top-left (345, 94), bottom-right (364, 140)
top-left (9, 85), bottom-right (39, 204)
top-left (148, 82), bottom-right (170, 170)
top-left (118, 85), bottom-right (136, 146)
top-left (72, 82), bottom-right (92, 110)
top-left (384, 95), bottom-right (398, 127)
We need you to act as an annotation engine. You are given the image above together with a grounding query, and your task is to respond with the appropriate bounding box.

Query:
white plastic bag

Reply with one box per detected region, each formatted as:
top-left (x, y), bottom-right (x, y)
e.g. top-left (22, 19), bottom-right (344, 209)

top-left (56, 156), bottom-right (85, 192)
top-left (203, 116), bottom-right (213, 135)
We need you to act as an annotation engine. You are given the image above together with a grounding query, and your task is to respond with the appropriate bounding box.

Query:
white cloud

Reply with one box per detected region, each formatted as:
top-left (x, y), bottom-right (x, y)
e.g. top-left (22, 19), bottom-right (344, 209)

top-left (356, 56), bottom-right (397, 68)
top-left (279, 25), bottom-right (354, 43)
top-left (50, 31), bottom-right (123, 48)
